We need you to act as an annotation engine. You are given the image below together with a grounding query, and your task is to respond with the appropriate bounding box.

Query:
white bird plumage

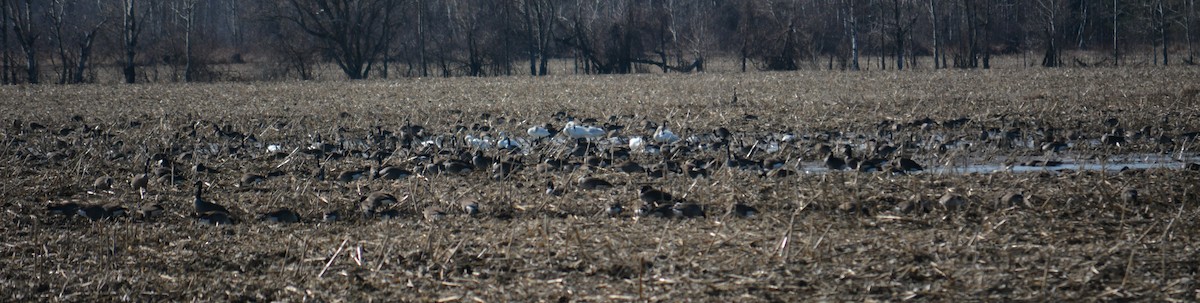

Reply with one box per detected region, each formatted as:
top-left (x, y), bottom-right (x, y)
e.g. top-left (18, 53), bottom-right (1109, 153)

top-left (629, 136), bottom-right (645, 152)
top-left (464, 134), bottom-right (492, 150)
top-left (653, 124), bottom-right (680, 143)
top-left (527, 125), bottom-right (551, 138)
top-left (562, 121), bottom-right (606, 139)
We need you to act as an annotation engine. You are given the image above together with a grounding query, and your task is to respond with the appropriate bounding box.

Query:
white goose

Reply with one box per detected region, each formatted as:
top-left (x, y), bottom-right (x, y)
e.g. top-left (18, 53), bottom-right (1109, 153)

top-left (653, 123), bottom-right (680, 144)
top-left (527, 124), bottom-right (551, 138)
top-left (562, 121), bottom-right (606, 139)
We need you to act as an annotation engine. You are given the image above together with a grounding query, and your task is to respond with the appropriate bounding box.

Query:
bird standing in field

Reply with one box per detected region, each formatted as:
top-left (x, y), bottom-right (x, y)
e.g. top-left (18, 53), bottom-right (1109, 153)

top-left (193, 181), bottom-right (230, 215)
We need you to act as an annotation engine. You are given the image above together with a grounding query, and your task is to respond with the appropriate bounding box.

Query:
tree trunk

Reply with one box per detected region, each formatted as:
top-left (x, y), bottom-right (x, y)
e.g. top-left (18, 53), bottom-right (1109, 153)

top-left (1160, 0), bottom-right (1169, 66)
top-left (1, 0), bottom-right (8, 84)
top-left (930, 0), bottom-right (940, 69)
top-left (848, 0), bottom-right (860, 70)
top-left (1113, 0), bottom-right (1119, 66)
top-left (1189, 0), bottom-right (1195, 64)
top-left (124, 0), bottom-right (139, 84)
top-left (73, 26), bottom-right (100, 84)
top-left (183, 1), bottom-right (196, 82)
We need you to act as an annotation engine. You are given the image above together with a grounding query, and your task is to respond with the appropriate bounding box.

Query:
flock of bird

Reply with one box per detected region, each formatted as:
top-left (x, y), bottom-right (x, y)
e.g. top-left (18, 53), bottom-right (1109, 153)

top-left (17, 110), bottom-right (1189, 226)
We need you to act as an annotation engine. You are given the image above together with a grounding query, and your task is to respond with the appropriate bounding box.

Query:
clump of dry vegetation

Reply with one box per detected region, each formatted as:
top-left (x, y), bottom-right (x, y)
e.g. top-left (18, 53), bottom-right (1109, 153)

top-left (1, 67), bottom-right (1198, 301)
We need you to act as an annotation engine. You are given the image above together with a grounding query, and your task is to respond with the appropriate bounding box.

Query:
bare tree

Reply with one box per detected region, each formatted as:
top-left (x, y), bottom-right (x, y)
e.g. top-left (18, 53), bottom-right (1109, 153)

top-left (175, 0), bottom-right (199, 82)
top-left (845, 0), bottom-right (861, 70)
top-left (1037, 0), bottom-right (1065, 67)
top-left (929, 0), bottom-right (940, 69)
top-left (7, 0), bottom-right (40, 83)
top-left (122, 0), bottom-right (143, 83)
top-left (283, 0), bottom-right (401, 80)
top-left (1188, 0), bottom-right (1195, 64)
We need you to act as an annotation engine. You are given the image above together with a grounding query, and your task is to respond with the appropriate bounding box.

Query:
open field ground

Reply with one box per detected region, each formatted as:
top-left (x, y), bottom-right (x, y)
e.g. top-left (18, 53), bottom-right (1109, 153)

top-left (2, 67), bottom-right (1200, 302)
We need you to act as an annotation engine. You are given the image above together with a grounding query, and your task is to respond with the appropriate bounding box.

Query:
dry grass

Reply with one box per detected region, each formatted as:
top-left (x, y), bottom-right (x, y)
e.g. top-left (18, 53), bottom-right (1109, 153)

top-left (1, 67), bottom-right (1199, 302)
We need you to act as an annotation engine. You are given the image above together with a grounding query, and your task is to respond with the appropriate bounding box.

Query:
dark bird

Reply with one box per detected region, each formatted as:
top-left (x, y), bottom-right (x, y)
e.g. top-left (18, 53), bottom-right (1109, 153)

top-left (323, 211), bottom-right (341, 222)
top-left (578, 176), bottom-right (613, 190)
top-left (139, 203), bottom-right (164, 219)
top-left (672, 202), bottom-right (706, 218)
top-left (607, 202), bottom-right (623, 217)
top-left (77, 204), bottom-right (109, 220)
top-left (1121, 188), bottom-right (1139, 203)
top-left (360, 191), bottom-right (398, 217)
top-left (545, 181), bottom-right (564, 196)
top-left (824, 153), bottom-right (847, 170)
top-left (131, 159), bottom-right (150, 193)
top-left (460, 198), bottom-right (480, 216)
top-left (375, 166), bottom-right (411, 180)
top-left (261, 208), bottom-right (300, 223)
top-left (728, 203), bottom-right (758, 218)
top-left (636, 202), bottom-right (674, 218)
top-left (1000, 192), bottom-right (1027, 207)
top-left (93, 176), bottom-right (114, 191)
top-left (895, 157), bottom-right (923, 172)
top-left (193, 181), bottom-right (230, 215)
top-left (337, 169), bottom-right (367, 182)
top-left (47, 202), bottom-right (80, 216)
top-left (196, 212), bottom-right (233, 225)
top-left (638, 185), bottom-right (677, 205)
top-left (423, 206), bottom-right (447, 222)
top-left (239, 173), bottom-right (266, 186)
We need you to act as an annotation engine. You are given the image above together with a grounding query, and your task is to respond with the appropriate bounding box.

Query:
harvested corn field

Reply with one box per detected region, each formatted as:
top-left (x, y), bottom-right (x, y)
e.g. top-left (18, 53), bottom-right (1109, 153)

top-left (2, 67), bottom-right (1200, 301)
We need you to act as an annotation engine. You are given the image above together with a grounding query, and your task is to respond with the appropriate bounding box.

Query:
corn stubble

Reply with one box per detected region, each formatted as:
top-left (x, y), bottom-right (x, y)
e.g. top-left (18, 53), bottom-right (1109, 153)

top-left (1, 66), bottom-right (1199, 302)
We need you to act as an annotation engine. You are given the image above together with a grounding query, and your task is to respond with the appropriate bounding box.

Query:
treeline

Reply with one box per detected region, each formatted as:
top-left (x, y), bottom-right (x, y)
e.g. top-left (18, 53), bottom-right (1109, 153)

top-left (1, 0), bottom-right (1196, 84)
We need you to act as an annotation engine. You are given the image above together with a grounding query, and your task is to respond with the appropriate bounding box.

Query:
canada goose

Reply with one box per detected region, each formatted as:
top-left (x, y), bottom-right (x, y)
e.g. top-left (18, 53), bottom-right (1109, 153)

top-left (139, 203), bottom-right (164, 219)
top-left (261, 208), bottom-right (300, 223)
top-left (77, 204), bottom-right (108, 220)
top-left (47, 202), bottom-right (80, 216)
top-left (606, 202), bottom-right (623, 217)
top-left (460, 198), bottom-right (480, 216)
top-left (1000, 192), bottom-right (1027, 207)
top-left (471, 150), bottom-right (492, 169)
top-left (443, 160), bottom-right (474, 175)
top-left (337, 169), bottom-right (367, 182)
top-left (196, 212), bottom-right (233, 225)
top-left (638, 185), bottom-right (677, 205)
top-left (672, 202), bottom-right (706, 218)
top-left (360, 191), bottom-right (398, 217)
top-left (375, 166), bottom-right (412, 180)
top-left (193, 181), bottom-right (230, 215)
top-left (323, 211), bottom-right (341, 222)
top-left (423, 206), bottom-right (447, 222)
top-left (728, 203), bottom-right (759, 218)
top-left (1121, 188), bottom-right (1138, 203)
top-left (636, 202), bottom-right (673, 218)
top-left (615, 160), bottom-right (644, 174)
top-left (938, 193), bottom-right (967, 211)
top-left (239, 173), bottom-right (266, 186)
top-left (131, 159), bottom-right (150, 192)
top-left (193, 163), bottom-right (219, 174)
top-left (577, 176), bottom-right (613, 190)
top-left (823, 153), bottom-right (847, 170)
top-left (93, 176), bottom-right (114, 191)
top-left (104, 203), bottom-right (127, 218)
top-left (545, 181), bottom-right (564, 196)
top-left (895, 157), bottom-right (923, 172)
top-left (378, 209), bottom-right (402, 219)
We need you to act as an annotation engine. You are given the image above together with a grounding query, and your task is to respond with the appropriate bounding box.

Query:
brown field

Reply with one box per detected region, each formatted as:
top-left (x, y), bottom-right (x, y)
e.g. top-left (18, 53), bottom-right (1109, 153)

top-left (2, 67), bottom-right (1200, 302)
